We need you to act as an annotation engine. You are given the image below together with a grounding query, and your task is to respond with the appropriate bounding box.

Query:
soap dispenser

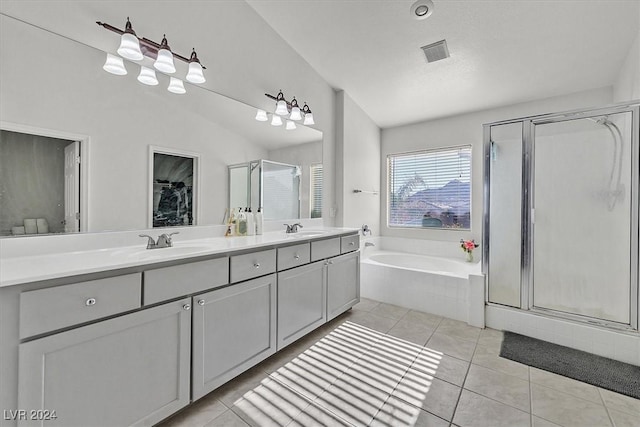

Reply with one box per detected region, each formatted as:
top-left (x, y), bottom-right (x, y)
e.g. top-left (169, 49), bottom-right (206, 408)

top-left (246, 207), bottom-right (255, 236)
top-left (255, 207), bottom-right (264, 235)
top-left (237, 208), bottom-right (247, 236)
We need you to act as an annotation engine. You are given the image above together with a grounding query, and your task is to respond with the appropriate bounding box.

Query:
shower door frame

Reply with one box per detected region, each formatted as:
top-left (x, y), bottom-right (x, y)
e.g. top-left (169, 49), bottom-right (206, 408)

top-left (483, 101), bottom-right (640, 332)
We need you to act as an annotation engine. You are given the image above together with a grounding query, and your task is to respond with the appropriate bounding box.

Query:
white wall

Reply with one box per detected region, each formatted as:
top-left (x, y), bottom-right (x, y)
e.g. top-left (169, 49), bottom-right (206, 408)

top-left (335, 91), bottom-right (381, 234)
top-left (614, 25), bottom-right (640, 102)
top-left (0, 1), bottom-right (338, 231)
top-left (381, 86), bottom-right (614, 244)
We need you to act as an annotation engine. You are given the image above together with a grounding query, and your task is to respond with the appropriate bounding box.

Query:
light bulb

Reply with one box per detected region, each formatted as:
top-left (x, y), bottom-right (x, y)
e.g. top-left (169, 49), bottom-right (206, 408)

top-left (137, 66), bottom-right (158, 85)
top-left (186, 49), bottom-right (206, 84)
top-left (255, 109), bottom-right (268, 121)
top-left (103, 53), bottom-right (127, 75)
top-left (154, 35), bottom-right (176, 74)
top-left (285, 120), bottom-right (296, 130)
top-left (275, 99), bottom-right (288, 116)
top-left (289, 106), bottom-right (302, 121)
top-left (271, 115), bottom-right (283, 126)
top-left (167, 77), bottom-right (186, 94)
top-left (303, 112), bottom-right (315, 125)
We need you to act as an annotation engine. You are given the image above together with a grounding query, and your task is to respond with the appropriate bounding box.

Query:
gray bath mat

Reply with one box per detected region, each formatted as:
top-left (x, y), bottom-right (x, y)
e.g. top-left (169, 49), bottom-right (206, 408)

top-left (500, 331), bottom-right (640, 400)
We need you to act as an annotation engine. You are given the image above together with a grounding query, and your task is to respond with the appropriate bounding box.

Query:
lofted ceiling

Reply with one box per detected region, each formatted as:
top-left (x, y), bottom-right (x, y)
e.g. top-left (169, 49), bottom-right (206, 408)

top-left (247, 0), bottom-right (640, 128)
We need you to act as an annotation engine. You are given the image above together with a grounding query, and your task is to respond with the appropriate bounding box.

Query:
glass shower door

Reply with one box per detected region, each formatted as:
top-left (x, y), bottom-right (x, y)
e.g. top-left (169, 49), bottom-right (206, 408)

top-left (531, 112), bottom-right (634, 325)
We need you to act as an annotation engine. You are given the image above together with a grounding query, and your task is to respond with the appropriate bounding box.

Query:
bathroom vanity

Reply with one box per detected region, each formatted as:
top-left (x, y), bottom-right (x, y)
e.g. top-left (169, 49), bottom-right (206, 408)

top-left (0, 229), bottom-right (360, 427)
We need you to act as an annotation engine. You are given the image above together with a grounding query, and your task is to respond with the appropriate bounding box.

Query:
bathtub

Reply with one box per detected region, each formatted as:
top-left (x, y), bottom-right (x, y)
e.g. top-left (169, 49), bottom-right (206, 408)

top-left (360, 238), bottom-right (485, 326)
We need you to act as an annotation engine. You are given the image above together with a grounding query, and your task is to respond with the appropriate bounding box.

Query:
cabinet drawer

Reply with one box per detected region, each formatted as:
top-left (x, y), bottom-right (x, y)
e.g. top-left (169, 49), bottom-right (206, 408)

top-left (277, 243), bottom-right (310, 271)
top-left (310, 238), bottom-right (340, 261)
top-left (144, 257), bottom-right (229, 305)
top-left (341, 234), bottom-right (360, 253)
top-left (230, 249), bottom-right (276, 283)
top-left (19, 273), bottom-right (141, 339)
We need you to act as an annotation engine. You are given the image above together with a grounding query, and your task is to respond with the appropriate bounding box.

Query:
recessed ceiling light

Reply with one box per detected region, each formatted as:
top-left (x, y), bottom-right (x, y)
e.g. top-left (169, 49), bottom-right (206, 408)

top-left (411, 0), bottom-right (434, 20)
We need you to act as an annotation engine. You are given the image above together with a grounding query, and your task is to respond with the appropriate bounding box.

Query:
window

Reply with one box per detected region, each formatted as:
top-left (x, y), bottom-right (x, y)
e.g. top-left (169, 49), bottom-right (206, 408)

top-left (388, 146), bottom-right (471, 229)
top-left (310, 163), bottom-right (323, 218)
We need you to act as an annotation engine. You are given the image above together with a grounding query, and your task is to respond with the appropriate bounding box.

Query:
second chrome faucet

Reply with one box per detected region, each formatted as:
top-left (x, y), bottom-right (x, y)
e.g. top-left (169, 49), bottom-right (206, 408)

top-left (139, 232), bottom-right (179, 249)
top-left (284, 223), bottom-right (303, 233)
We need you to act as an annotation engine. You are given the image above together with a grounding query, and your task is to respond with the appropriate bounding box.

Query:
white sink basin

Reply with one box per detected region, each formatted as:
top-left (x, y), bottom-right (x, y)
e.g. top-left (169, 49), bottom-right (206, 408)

top-left (113, 245), bottom-right (212, 260)
top-left (288, 230), bottom-right (330, 238)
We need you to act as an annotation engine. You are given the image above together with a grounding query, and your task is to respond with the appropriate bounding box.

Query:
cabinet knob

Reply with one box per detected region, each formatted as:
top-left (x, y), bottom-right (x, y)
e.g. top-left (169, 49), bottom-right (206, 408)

top-left (349, 242), bottom-right (355, 246)
top-left (294, 254), bottom-right (300, 260)
top-left (183, 304), bottom-right (191, 311)
top-left (254, 263), bottom-right (260, 268)
top-left (328, 260), bottom-right (334, 264)
top-left (198, 299), bottom-right (205, 306)
top-left (85, 298), bottom-right (97, 306)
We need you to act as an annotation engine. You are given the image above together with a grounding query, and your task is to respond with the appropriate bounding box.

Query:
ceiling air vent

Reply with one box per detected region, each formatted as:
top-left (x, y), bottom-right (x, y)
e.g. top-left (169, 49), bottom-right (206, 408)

top-left (421, 39), bottom-right (449, 63)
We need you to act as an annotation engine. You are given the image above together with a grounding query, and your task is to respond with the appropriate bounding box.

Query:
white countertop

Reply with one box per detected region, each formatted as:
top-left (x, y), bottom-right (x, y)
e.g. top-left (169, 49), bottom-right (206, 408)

top-left (0, 227), bottom-right (359, 288)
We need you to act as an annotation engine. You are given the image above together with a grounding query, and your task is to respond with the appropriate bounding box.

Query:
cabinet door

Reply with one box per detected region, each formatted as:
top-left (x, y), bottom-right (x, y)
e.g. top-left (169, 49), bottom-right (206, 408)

top-left (192, 274), bottom-right (276, 400)
top-left (18, 299), bottom-right (191, 427)
top-left (327, 251), bottom-right (360, 321)
top-left (277, 261), bottom-right (326, 350)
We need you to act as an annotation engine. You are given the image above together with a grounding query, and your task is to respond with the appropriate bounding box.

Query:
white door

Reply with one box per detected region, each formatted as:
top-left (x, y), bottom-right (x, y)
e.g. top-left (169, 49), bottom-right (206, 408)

top-left (64, 141), bottom-right (80, 232)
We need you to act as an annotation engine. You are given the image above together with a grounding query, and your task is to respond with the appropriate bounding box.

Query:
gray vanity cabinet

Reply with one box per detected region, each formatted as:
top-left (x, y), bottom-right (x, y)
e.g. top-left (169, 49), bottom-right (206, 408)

top-left (192, 274), bottom-right (277, 400)
top-left (17, 298), bottom-right (191, 427)
top-left (326, 251), bottom-right (361, 321)
top-left (277, 260), bottom-right (326, 350)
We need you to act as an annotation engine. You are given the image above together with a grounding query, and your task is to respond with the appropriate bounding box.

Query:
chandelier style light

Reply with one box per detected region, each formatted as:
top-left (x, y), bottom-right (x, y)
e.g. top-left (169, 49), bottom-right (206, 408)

top-left (97, 17), bottom-right (207, 94)
top-left (255, 90), bottom-right (315, 129)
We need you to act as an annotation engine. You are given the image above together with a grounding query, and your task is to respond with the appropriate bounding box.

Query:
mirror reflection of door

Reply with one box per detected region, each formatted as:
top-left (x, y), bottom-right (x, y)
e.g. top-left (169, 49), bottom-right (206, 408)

top-left (0, 129), bottom-right (81, 236)
top-left (151, 149), bottom-right (198, 228)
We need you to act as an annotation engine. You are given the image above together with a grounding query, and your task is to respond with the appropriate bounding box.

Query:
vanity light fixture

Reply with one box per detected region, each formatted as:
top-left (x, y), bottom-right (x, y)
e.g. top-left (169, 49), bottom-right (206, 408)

top-left (103, 53), bottom-right (127, 75)
top-left (255, 109), bottom-right (269, 121)
top-left (117, 17), bottom-right (143, 60)
top-left (167, 77), bottom-right (186, 94)
top-left (263, 90), bottom-right (316, 126)
top-left (97, 18), bottom-right (207, 93)
top-left (154, 35), bottom-right (177, 74)
top-left (137, 66), bottom-right (159, 85)
top-left (271, 115), bottom-right (283, 126)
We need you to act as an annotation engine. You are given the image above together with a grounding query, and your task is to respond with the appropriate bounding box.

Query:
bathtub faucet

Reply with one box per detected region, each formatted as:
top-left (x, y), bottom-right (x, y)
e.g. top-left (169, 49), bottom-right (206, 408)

top-left (365, 242), bottom-right (375, 247)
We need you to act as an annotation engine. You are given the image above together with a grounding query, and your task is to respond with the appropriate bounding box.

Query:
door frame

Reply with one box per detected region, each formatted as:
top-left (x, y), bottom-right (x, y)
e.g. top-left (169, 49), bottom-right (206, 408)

top-left (0, 121), bottom-right (90, 233)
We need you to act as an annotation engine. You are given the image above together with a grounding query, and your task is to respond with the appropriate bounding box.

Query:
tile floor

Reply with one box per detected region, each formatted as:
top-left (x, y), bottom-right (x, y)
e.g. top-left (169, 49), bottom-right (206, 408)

top-left (158, 299), bottom-right (640, 427)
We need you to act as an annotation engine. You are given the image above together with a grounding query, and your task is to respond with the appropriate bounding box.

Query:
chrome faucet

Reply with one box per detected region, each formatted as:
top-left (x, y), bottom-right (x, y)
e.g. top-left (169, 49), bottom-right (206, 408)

top-left (365, 242), bottom-right (375, 247)
top-left (284, 223), bottom-right (303, 233)
top-left (139, 232), bottom-right (179, 249)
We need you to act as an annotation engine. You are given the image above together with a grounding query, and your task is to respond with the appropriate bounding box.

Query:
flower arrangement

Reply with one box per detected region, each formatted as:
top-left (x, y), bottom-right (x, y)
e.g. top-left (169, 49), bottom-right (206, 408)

top-left (460, 239), bottom-right (479, 262)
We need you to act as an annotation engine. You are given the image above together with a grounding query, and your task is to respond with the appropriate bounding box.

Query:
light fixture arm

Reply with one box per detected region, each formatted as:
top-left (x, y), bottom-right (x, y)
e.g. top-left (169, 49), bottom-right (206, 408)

top-left (265, 92), bottom-right (307, 111)
top-left (96, 21), bottom-right (206, 69)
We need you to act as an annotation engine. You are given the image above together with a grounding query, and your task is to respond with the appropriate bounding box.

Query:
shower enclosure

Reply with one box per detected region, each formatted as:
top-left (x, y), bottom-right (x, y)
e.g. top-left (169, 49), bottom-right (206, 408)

top-left (483, 102), bottom-right (639, 331)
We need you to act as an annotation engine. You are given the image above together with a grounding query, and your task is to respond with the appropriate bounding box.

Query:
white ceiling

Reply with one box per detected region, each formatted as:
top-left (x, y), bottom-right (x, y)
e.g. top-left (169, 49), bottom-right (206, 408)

top-left (247, 0), bottom-right (640, 128)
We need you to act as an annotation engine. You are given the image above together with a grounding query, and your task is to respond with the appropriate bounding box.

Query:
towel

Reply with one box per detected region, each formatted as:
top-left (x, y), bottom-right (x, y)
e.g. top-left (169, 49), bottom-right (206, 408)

top-left (23, 219), bottom-right (37, 234)
top-left (11, 226), bottom-right (25, 235)
top-left (36, 218), bottom-right (49, 234)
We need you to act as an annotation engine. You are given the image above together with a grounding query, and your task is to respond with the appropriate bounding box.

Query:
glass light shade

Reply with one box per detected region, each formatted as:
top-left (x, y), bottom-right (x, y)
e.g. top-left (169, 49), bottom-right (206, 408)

top-left (303, 113), bottom-right (315, 125)
top-left (285, 120), bottom-right (296, 130)
top-left (186, 61), bottom-right (206, 84)
top-left (154, 48), bottom-right (176, 74)
top-left (255, 109), bottom-right (268, 121)
top-left (103, 53), bottom-right (127, 75)
top-left (137, 66), bottom-right (159, 86)
top-left (289, 106), bottom-right (302, 121)
top-left (167, 77), bottom-right (186, 94)
top-left (117, 33), bottom-right (143, 61)
top-left (271, 115), bottom-right (283, 126)
top-left (275, 100), bottom-right (289, 116)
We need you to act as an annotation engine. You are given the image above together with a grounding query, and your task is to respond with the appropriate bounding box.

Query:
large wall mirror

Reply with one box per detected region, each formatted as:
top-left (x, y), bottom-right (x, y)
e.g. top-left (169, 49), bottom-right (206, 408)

top-left (0, 13), bottom-right (323, 237)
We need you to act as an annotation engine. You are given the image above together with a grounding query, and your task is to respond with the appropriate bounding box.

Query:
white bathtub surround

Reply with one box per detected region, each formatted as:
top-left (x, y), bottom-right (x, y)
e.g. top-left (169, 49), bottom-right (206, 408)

top-left (360, 237), bottom-right (484, 327)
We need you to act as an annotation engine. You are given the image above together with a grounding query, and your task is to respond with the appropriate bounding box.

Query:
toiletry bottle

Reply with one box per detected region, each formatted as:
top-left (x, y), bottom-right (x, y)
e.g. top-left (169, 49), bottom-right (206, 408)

top-left (255, 207), bottom-right (263, 235)
top-left (227, 209), bottom-right (236, 236)
top-left (237, 208), bottom-right (247, 236)
top-left (246, 207), bottom-right (255, 236)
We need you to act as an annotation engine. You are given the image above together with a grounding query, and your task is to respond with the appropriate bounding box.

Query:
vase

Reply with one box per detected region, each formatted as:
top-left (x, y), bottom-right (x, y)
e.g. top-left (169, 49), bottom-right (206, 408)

top-left (466, 251), bottom-right (474, 263)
